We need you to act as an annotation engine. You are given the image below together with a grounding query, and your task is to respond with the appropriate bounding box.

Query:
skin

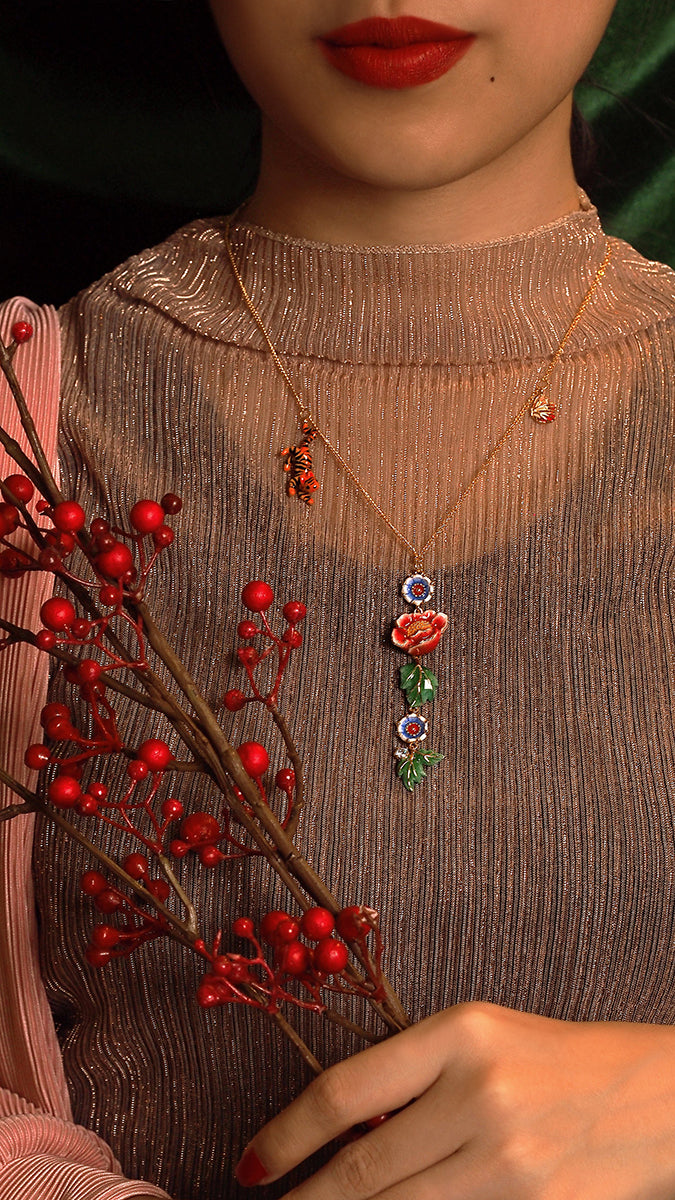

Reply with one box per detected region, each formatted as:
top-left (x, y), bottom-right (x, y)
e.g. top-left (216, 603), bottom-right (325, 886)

top-left (134, 2), bottom-right (675, 1196)
top-left (209, 0), bottom-right (618, 245)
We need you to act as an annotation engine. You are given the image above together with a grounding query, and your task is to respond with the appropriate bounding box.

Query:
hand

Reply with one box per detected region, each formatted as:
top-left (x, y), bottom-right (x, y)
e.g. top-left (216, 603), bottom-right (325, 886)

top-left (235, 1001), bottom-right (675, 1199)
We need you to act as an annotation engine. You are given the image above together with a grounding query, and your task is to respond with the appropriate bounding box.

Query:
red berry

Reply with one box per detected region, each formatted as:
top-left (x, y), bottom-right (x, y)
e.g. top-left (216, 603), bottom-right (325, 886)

top-left (279, 941), bottom-right (310, 976)
top-left (96, 542), bottom-right (134, 579)
top-left (129, 499), bottom-right (164, 534)
top-left (95, 889), bottom-right (122, 914)
top-left (11, 321), bottom-right (33, 344)
top-left (37, 549), bottom-right (61, 572)
top-left (197, 982), bottom-right (221, 1008)
top-left (77, 659), bottom-right (101, 685)
top-left (224, 689), bottom-right (247, 712)
top-left (275, 768), bottom-right (296, 793)
top-left (228, 962), bottom-right (250, 984)
top-left (0, 549), bottom-right (27, 579)
top-left (90, 518), bottom-right (109, 536)
top-left (77, 795), bottom-right (99, 816)
top-left (313, 937), bottom-right (349, 975)
top-left (232, 917), bottom-right (255, 939)
top-left (52, 500), bottom-right (86, 533)
top-left (137, 738), bottom-right (173, 771)
top-left (44, 716), bottom-right (74, 741)
top-left (126, 758), bottom-right (149, 782)
top-left (282, 628), bottom-right (302, 648)
top-left (161, 798), bottom-right (183, 821)
top-left (237, 646), bottom-right (258, 666)
top-left (181, 812), bottom-right (220, 844)
top-left (48, 775), bottom-right (81, 808)
top-left (40, 702), bottom-right (70, 728)
top-left (152, 525), bottom-right (174, 549)
top-left (237, 620), bottom-right (258, 640)
top-left (36, 629), bottom-right (57, 651)
top-left (89, 781), bottom-right (108, 801)
top-left (24, 743), bottom-right (50, 771)
top-left (160, 492), bottom-right (182, 515)
top-left (260, 910), bottom-right (290, 943)
top-left (40, 597), bottom-right (76, 632)
top-left (169, 838), bottom-right (189, 858)
top-left (71, 618), bottom-right (91, 639)
top-left (3, 475), bottom-right (34, 504)
top-left (81, 870), bottom-right (107, 896)
top-left (123, 853), bottom-right (149, 879)
top-left (0, 503), bottom-right (20, 535)
top-left (283, 601), bottom-right (307, 624)
top-left (237, 741), bottom-right (269, 778)
top-left (57, 531), bottom-right (76, 554)
top-left (300, 907), bottom-right (335, 942)
top-left (198, 845), bottom-right (224, 867)
top-left (336, 906), bottom-right (370, 941)
top-left (85, 947), bottom-right (111, 968)
top-left (59, 762), bottom-right (83, 779)
top-left (94, 531), bottom-right (116, 552)
top-left (99, 583), bottom-right (122, 607)
top-left (91, 924), bottom-right (121, 949)
top-left (364, 1114), bottom-right (391, 1130)
top-left (146, 878), bottom-right (171, 901)
top-left (213, 956), bottom-right (232, 977)
top-left (241, 580), bottom-right (274, 613)
top-left (275, 917), bottom-right (300, 944)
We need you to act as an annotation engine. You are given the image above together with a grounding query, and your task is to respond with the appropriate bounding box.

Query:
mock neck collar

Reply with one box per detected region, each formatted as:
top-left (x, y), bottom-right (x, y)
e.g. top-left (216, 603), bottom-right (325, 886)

top-left (114, 196), bottom-right (612, 366)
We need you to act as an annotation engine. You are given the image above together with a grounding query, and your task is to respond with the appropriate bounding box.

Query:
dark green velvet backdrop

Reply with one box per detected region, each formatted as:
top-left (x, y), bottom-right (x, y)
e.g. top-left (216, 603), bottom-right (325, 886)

top-left (0, 0), bottom-right (673, 305)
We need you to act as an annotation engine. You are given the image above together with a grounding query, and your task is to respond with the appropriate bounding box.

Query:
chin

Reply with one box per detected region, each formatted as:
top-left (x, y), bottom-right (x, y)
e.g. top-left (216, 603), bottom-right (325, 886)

top-left (299, 121), bottom-right (505, 197)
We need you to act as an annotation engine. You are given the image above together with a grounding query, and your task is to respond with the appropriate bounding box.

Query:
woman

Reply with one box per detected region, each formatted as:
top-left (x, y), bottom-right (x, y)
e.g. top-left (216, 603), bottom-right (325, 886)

top-left (1, 1), bottom-right (675, 1197)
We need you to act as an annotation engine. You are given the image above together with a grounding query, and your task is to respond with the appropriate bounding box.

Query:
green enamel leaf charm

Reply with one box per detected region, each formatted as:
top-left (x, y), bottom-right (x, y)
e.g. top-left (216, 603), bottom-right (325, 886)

top-left (399, 662), bottom-right (439, 710)
top-left (397, 748), bottom-right (444, 792)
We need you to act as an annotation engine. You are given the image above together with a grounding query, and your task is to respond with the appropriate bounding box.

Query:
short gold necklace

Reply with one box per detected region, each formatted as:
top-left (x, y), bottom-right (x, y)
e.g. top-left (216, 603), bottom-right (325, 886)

top-left (224, 214), bottom-right (613, 790)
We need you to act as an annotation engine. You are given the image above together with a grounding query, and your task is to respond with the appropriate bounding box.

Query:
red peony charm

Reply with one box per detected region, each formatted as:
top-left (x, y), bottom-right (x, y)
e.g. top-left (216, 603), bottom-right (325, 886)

top-left (391, 609), bottom-right (448, 658)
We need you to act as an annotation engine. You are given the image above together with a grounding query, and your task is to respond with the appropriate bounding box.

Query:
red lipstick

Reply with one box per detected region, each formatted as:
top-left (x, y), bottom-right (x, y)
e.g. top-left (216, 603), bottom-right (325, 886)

top-left (318, 16), bottom-right (475, 90)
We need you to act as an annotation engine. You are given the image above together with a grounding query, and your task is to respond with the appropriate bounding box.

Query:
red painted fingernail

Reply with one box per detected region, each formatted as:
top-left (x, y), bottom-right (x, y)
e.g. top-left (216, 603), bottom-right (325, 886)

top-left (235, 1146), bottom-right (268, 1187)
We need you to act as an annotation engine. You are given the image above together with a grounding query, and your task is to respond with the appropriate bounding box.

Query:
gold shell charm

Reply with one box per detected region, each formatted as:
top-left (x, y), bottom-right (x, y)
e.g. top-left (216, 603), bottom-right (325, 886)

top-left (530, 393), bottom-right (557, 423)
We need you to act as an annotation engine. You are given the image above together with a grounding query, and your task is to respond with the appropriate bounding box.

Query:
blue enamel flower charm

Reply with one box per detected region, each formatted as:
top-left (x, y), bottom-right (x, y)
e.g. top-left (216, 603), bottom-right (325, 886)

top-left (401, 574), bottom-right (433, 607)
top-left (397, 713), bottom-right (428, 744)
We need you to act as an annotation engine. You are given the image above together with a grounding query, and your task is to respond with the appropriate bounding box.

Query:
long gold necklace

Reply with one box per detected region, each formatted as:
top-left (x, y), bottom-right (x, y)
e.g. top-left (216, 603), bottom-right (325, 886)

top-left (224, 215), bottom-right (613, 790)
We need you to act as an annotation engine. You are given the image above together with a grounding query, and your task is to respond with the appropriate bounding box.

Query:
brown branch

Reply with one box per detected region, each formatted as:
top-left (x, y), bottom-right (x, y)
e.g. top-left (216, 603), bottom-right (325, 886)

top-left (272, 1009), bottom-right (323, 1075)
top-left (268, 702), bottom-right (305, 837)
top-left (0, 765), bottom-right (198, 942)
top-left (323, 1007), bottom-right (383, 1044)
top-left (136, 601), bottom-right (410, 1032)
top-left (0, 342), bottom-right (62, 503)
top-left (0, 799), bottom-right (38, 821)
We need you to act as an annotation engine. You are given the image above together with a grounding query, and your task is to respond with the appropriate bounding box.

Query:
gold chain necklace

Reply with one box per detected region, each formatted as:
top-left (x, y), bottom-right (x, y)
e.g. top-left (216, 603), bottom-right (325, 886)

top-left (224, 214), bottom-right (613, 790)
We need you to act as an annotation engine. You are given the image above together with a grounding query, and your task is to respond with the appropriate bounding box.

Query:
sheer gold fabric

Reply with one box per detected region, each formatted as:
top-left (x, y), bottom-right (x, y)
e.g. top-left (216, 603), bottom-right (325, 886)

top-left (33, 198), bottom-right (675, 1198)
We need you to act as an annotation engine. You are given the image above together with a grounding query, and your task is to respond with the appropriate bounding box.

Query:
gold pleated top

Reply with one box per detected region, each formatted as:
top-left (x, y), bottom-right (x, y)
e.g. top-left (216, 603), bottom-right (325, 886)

top-left (33, 197), bottom-right (675, 1199)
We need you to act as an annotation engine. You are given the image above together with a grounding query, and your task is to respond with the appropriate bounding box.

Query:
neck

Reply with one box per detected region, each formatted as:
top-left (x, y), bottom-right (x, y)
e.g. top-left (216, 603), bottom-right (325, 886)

top-left (244, 97), bottom-right (581, 247)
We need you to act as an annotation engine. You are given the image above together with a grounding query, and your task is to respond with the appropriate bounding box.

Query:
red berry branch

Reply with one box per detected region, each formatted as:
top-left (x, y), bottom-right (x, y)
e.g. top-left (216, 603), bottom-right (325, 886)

top-left (0, 324), bottom-right (410, 1079)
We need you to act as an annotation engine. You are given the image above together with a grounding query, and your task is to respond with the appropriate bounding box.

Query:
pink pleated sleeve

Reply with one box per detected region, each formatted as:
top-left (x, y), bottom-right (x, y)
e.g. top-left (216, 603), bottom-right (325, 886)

top-left (0, 299), bottom-right (171, 1199)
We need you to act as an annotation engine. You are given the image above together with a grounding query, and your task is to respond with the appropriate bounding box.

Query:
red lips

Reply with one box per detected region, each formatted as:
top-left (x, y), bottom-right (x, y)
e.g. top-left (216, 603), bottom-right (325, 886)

top-left (318, 16), bottom-right (476, 89)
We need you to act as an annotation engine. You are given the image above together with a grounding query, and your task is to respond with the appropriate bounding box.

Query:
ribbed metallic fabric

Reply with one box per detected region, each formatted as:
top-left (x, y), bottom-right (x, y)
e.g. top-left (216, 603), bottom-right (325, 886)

top-left (32, 199), bottom-right (675, 1199)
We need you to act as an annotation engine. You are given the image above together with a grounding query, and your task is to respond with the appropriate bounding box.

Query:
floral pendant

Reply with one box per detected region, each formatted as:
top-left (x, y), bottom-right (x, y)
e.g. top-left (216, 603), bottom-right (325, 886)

top-left (391, 574), bottom-right (447, 791)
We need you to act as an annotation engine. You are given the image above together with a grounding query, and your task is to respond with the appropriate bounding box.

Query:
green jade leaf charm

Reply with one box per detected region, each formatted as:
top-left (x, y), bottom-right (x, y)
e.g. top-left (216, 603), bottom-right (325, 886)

top-left (391, 574), bottom-right (448, 792)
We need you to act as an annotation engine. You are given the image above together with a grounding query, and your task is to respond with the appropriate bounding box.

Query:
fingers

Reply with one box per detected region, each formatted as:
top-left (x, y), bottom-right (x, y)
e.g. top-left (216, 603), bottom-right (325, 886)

top-left (268, 1076), bottom-right (474, 1200)
top-left (236, 1011), bottom-right (461, 1186)
top-left (361, 1144), bottom-right (501, 1200)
